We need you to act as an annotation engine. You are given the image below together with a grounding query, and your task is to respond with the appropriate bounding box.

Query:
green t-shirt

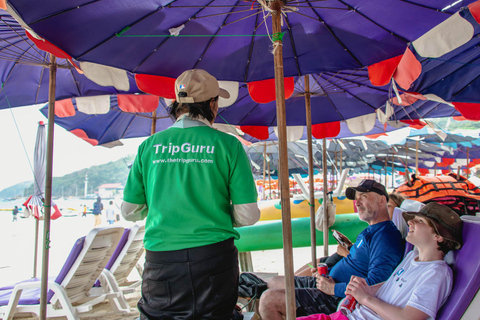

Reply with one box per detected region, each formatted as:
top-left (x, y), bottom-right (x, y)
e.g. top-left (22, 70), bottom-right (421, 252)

top-left (123, 116), bottom-right (258, 251)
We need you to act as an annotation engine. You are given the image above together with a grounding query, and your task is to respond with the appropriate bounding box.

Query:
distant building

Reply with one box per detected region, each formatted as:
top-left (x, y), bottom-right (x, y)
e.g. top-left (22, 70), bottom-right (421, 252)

top-left (97, 183), bottom-right (124, 199)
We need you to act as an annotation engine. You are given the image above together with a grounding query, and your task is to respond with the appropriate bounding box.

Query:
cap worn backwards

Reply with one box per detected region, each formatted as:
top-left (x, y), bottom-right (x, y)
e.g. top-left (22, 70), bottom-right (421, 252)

top-left (345, 179), bottom-right (389, 202)
top-left (175, 69), bottom-right (230, 104)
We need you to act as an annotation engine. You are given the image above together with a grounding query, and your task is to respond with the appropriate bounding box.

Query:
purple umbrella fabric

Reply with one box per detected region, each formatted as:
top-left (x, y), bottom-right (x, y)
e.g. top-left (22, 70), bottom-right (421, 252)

top-left (6, 0), bottom-right (473, 82)
top-left (0, 10), bottom-right (142, 110)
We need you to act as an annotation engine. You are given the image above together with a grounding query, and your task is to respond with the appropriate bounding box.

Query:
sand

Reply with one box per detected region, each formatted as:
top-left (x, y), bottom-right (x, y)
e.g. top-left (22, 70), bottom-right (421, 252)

top-left (0, 208), bottom-right (336, 319)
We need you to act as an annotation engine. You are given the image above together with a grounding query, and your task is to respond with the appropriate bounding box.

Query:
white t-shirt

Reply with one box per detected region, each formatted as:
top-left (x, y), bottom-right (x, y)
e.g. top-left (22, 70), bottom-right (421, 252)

top-left (348, 250), bottom-right (452, 320)
top-left (106, 205), bottom-right (116, 221)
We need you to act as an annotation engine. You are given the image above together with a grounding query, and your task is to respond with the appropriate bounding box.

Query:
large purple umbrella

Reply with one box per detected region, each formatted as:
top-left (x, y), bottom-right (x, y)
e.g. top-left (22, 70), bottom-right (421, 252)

top-left (5, 0), bottom-right (472, 82)
top-left (41, 71), bottom-right (460, 148)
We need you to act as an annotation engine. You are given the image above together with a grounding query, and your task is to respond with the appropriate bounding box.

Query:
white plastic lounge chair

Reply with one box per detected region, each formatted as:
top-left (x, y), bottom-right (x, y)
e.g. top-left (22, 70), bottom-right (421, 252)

top-left (90, 224), bottom-right (145, 312)
top-left (0, 227), bottom-right (124, 320)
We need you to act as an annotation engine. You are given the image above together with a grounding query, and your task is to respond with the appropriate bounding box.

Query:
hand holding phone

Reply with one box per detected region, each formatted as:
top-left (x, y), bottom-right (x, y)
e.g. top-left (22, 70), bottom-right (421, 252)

top-left (332, 230), bottom-right (346, 246)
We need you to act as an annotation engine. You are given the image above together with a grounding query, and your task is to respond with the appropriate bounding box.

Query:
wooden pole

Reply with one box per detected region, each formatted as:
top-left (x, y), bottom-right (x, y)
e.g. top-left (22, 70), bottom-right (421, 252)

top-left (434, 163), bottom-right (437, 176)
top-left (271, 3), bottom-right (295, 319)
top-left (268, 160), bottom-right (272, 199)
top-left (151, 109), bottom-right (157, 135)
top-left (263, 142), bottom-right (267, 200)
top-left (467, 147), bottom-right (470, 179)
top-left (40, 54), bottom-right (56, 320)
top-left (405, 142), bottom-right (409, 180)
top-left (304, 75), bottom-right (317, 271)
top-left (415, 140), bottom-right (419, 176)
top-left (322, 138), bottom-right (329, 257)
top-left (392, 154), bottom-right (395, 188)
top-left (33, 219), bottom-right (39, 277)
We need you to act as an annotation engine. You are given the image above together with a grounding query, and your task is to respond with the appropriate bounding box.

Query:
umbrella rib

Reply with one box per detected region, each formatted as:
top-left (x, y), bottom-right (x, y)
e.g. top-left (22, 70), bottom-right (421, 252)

top-left (283, 13), bottom-right (301, 77)
top-left (35, 67), bottom-right (46, 104)
top-left (398, 0), bottom-right (455, 14)
top-left (77, 6), bottom-right (165, 62)
top-left (27, 0), bottom-right (102, 25)
top-left (66, 64), bottom-right (83, 96)
top-left (243, 11), bottom-right (261, 82)
top-left (419, 52), bottom-right (480, 99)
top-left (336, 0), bottom-right (409, 43)
top-left (193, 0), bottom-right (238, 70)
top-left (302, 1), bottom-right (363, 67)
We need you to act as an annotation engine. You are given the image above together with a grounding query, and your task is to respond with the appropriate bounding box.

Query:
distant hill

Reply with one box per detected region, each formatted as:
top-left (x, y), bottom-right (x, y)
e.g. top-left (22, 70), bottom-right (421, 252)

top-left (0, 155), bottom-right (135, 199)
top-left (0, 181), bottom-right (32, 199)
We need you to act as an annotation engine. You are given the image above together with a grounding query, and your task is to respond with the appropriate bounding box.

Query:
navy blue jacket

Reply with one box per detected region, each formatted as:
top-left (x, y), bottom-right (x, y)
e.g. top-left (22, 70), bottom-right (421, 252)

top-left (329, 220), bottom-right (404, 298)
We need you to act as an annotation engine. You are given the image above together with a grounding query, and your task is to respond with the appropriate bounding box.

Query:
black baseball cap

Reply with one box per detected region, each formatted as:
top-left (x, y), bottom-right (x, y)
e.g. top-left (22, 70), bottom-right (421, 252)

top-left (346, 179), bottom-right (389, 202)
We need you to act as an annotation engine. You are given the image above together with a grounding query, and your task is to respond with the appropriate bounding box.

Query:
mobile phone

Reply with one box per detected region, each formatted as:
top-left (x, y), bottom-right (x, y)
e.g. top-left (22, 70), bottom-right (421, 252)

top-left (332, 230), bottom-right (346, 246)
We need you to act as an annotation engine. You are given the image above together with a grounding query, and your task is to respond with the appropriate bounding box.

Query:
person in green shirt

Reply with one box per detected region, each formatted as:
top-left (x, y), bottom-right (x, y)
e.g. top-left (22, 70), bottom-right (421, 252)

top-left (122, 69), bottom-right (260, 320)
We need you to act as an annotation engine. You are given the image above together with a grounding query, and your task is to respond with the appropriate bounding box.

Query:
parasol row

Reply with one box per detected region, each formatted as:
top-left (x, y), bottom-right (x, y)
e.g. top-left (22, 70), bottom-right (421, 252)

top-left (45, 92), bottom-right (435, 148)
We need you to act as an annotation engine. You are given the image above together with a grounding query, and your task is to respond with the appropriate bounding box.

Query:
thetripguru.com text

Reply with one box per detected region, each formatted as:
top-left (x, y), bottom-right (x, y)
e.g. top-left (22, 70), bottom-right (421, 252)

top-left (153, 158), bottom-right (213, 164)
top-left (153, 142), bottom-right (215, 156)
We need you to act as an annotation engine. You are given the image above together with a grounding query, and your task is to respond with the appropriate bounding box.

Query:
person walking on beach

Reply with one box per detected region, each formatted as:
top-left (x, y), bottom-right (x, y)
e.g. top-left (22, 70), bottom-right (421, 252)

top-left (92, 197), bottom-right (103, 228)
top-left (106, 201), bottom-right (116, 225)
top-left (122, 69), bottom-right (260, 320)
top-left (12, 206), bottom-right (18, 222)
top-left (82, 204), bottom-right (87, 217)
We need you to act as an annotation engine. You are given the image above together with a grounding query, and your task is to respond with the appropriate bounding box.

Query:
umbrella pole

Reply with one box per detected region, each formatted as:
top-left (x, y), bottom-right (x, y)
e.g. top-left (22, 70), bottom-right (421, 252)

top-left (33, 219), bottom-right (39, 278)
top-left (467, 147), bottom-right (470, 179)
top-left (415, 140), bottom-right (419, 176)
top-left (268, 160), bottom-right (272, 199)
top-left (304, 75), bottom-right (317, 270)
top-left (151, 109), bottom-right (157, 135)
top-left (392, 154), bottom-right (395, 188)
top-left (39, 54), bottom-right (56, 320)
top-left (271, 3), bottom-right (295, 319)
top-left (322, 138), bottom-right (329, 257)
top-left (263, 142), bottom-right (267, 200)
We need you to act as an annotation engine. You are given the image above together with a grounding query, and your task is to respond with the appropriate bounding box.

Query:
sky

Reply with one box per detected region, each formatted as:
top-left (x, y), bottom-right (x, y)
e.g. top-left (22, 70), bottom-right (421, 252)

top-left (0, 105), bottom-right (145, 192)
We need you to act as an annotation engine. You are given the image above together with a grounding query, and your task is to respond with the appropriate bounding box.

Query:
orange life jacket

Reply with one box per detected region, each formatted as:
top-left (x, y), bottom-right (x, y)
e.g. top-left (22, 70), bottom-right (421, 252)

top-left (395, 173), bottom-right (480, 203)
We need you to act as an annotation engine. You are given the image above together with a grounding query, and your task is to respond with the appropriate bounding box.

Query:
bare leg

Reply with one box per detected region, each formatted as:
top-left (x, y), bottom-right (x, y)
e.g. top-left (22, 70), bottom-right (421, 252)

top-left (259, 288), bottom-right (292, 320)
top-left (267, 276), bottom-right (286, 289)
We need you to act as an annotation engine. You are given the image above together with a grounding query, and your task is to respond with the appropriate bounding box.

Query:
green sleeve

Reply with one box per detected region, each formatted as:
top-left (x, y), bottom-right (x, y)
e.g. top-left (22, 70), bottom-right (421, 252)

top-left (229, 141), bottom-right (258, 204)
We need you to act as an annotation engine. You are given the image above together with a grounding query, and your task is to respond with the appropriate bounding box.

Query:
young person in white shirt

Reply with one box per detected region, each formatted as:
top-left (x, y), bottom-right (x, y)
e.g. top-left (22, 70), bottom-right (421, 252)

top-left (297, 202), bottom-right (463, 320)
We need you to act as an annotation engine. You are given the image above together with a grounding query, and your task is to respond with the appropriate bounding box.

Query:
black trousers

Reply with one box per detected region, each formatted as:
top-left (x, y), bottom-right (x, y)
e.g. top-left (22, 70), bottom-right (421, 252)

top-left (139, 238), bottom-right (239, 320)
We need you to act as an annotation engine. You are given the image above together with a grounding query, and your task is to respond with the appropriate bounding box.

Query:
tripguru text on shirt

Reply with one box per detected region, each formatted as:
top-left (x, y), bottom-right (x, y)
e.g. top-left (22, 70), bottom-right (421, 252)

top-left (153, 142), bottom-right (215, 156)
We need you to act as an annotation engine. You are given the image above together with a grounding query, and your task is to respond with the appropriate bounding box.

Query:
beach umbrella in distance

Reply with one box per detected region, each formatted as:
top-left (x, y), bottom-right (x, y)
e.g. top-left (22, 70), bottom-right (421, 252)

top-left (22, 121), bottom-right (62, 278)
top-left (23, 122), bottom-right (62, 220)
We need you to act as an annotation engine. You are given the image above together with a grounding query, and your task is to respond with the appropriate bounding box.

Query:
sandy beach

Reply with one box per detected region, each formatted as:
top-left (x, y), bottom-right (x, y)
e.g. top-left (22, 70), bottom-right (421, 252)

top-left (0, 199), bottom-right (336, 319)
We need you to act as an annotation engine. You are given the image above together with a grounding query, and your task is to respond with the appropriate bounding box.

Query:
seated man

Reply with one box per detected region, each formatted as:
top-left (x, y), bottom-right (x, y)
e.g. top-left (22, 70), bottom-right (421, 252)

top-left (296, 192), bottom-right (408, 277)
top-left (259, 180), bottom-right (405, 319)
top-left (298, 202), bottom-right (463, 320)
